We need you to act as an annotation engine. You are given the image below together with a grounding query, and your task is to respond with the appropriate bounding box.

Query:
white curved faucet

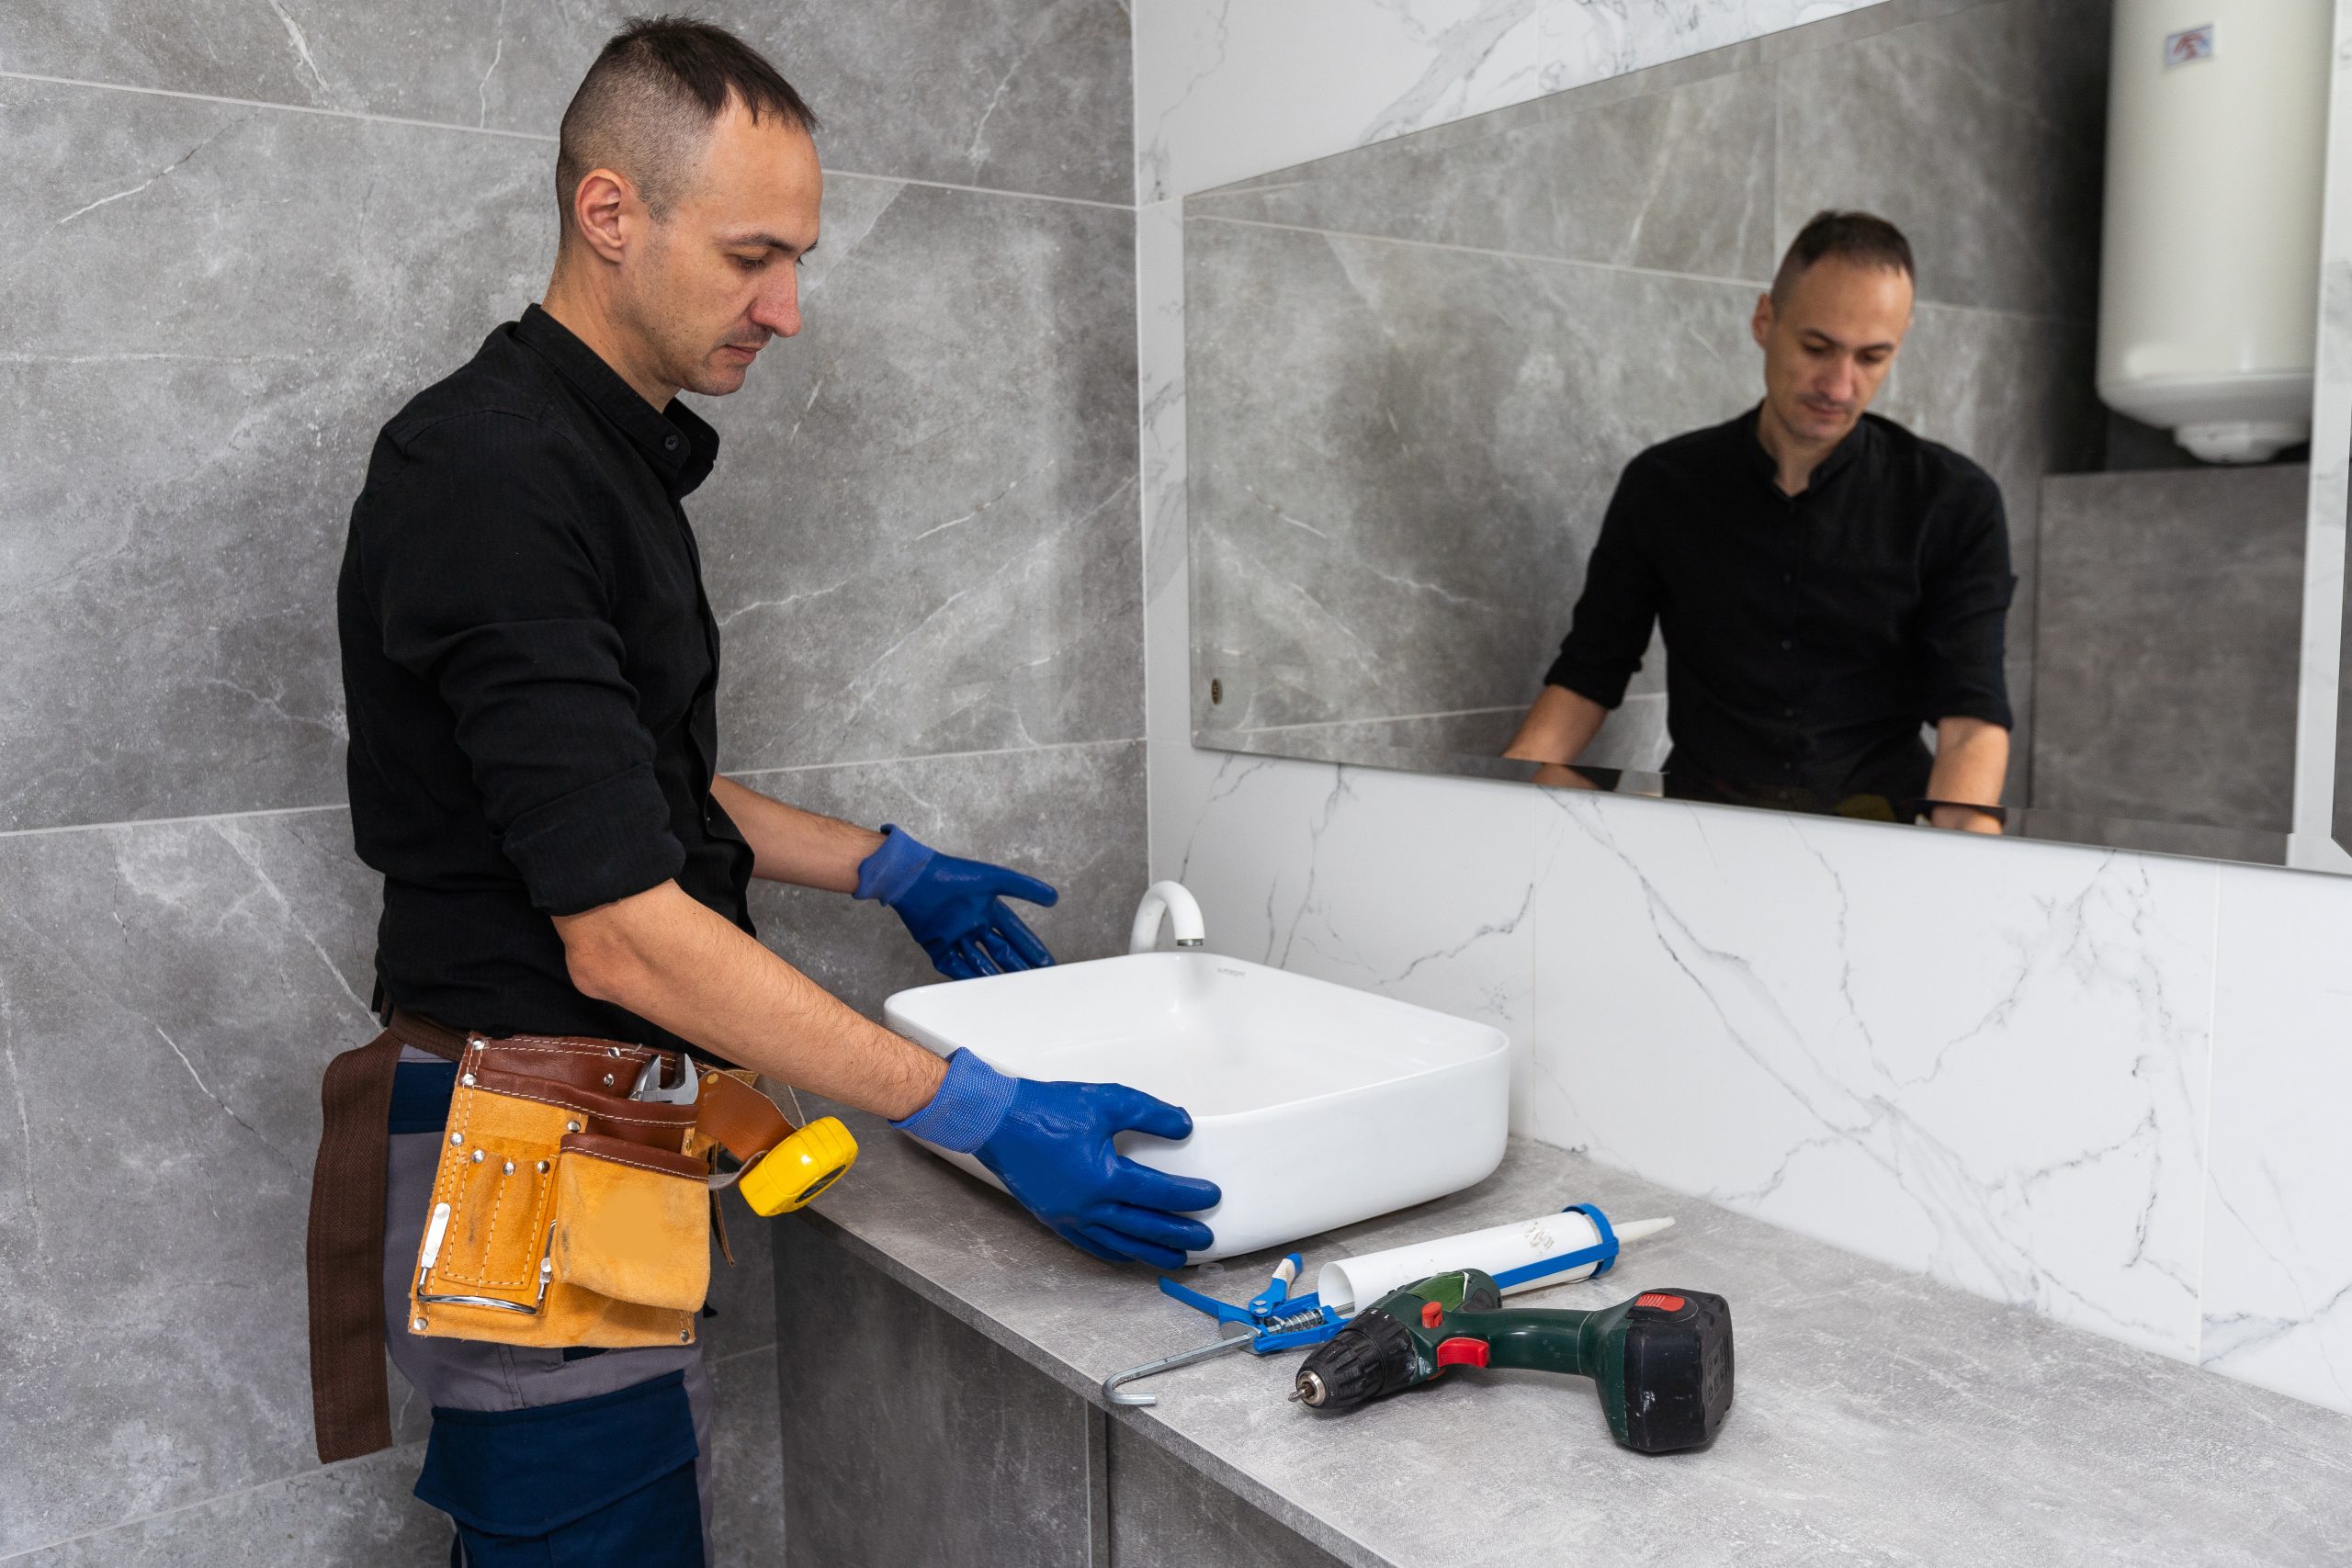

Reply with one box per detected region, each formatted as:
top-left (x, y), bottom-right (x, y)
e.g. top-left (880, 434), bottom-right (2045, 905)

top-left (1130, 881), bottom-right (1206, 954)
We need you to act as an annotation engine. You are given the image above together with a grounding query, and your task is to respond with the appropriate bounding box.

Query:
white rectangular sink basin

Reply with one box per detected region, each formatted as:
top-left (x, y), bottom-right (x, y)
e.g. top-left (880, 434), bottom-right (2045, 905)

top-left (883, 951), bottom-right (1510, 1262)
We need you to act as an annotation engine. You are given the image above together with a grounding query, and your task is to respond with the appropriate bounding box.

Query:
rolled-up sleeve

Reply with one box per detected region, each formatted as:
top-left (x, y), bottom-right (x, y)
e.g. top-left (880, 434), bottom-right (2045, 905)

top-left (1544, 457), bottom-right (1665, 707)
top-left (363, 413), bottom-right (684, 915)
top-left (1915, 468), bottom-right (2016, 730)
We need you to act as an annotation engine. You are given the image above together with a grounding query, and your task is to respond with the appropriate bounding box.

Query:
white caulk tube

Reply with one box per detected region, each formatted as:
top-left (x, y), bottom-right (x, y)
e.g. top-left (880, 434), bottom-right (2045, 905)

top-left (1314, 1207), bottom-right (1675, 1316)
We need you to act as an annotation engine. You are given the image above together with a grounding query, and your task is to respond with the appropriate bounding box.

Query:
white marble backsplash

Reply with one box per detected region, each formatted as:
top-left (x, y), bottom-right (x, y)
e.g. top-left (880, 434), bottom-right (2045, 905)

top-left (1132, 0), bottom-right (1887, 203)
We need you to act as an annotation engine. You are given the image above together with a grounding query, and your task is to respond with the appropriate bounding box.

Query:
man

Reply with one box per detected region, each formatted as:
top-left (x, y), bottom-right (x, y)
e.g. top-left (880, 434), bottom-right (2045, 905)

top-left (305, 21), bottom-right (1217, 1564)
top-left (1502, 210), bottom-right (2014, 832)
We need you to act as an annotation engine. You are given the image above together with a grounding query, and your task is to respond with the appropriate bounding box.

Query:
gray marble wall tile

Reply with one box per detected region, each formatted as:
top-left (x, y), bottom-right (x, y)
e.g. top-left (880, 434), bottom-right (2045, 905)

top-left (1186, 61), bottom-right (1778, 279)
top-left (1186, 218), bottom-right (1758, 734)
top-left (4, 1), bottom-right (1131, 206)
top-left (701, 175), bottom-right (1142, 773)
top-left (775, 1218), bottom-right (1103, 1568)
top-left (0, 807), bottom-right (385, 1555)
top-left (2034, 467), bottom-right (2308, 831)
top-left (738, 739), bottom-right (1147, 1020)
top-left (0, 0), bottom-right (614, 133)
top-left (709, 1347), bottom-right (787, 1568)
top-left (0, 77), bottom-right (551, 833)
top-left (1106, 1423), bottom-right (1345, 1568)
top-left (6, 1444), bottom-right (444, 1568)
top-left (1773, 0), bottom-right (2110, 321)
top-left (752, 0), bottom-right (1134, 204)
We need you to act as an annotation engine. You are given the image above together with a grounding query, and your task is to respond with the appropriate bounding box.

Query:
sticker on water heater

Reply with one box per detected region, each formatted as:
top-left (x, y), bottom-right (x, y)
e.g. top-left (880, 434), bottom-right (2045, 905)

top-left (2164, 24), bottom-right (2215, 67)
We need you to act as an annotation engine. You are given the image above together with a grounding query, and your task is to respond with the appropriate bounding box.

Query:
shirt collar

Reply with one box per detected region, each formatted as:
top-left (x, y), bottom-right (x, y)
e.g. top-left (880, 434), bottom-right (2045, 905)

top-left (1740, 402), bottom-right (1873, 496)
top-left (514, 303), bottom-right (720, 499)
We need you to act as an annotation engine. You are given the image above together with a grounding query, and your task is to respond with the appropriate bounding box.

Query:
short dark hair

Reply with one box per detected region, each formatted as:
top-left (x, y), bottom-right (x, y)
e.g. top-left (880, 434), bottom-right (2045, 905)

top-left (556, 16), bottom-right (818, 231)
top-left (1770, 210), bottom-right (1914, 304)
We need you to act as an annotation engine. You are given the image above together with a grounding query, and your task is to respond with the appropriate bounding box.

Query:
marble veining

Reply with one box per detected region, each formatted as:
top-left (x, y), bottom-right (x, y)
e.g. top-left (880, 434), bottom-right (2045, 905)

top-left (1134, 0), bottom-right (1887, 202)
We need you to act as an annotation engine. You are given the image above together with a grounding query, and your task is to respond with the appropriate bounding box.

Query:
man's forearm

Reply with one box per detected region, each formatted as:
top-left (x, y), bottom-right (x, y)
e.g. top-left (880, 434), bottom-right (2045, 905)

top-left (554, 878), bottom-right (944, 1118)
top-left (1926, 716), bottom-right (2009, 834)
top-left (710, 774), bottom-right (884, 892)
top-left (1503, 684), bottom-right (1611, 764)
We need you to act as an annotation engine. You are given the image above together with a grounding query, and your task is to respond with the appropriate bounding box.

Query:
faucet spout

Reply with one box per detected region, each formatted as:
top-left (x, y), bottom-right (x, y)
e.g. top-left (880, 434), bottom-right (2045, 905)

top-left (1130, 881), bottom-right (1207, 954)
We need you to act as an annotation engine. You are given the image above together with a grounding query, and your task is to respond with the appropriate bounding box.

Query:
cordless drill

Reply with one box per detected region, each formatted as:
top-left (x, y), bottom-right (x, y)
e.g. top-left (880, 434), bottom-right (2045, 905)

top-left (1290, 1269), bottom-right (1734, 1453)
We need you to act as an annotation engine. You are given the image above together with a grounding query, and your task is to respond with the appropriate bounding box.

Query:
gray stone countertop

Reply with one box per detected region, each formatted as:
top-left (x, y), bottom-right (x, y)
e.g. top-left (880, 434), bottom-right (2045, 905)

top-left (792, 1110), bottom-right (2352, 1566)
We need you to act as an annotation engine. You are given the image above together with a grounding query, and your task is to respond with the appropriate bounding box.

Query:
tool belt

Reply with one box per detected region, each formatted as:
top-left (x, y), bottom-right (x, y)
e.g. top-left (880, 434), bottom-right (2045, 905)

top-left (305, 1010), bottom-right (854, 1464)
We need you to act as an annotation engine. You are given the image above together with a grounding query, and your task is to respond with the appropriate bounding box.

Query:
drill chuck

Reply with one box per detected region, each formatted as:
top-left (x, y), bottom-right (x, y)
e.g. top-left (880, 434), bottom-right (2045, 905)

top-left (1291, 1308), bottom-right (1418, 1410)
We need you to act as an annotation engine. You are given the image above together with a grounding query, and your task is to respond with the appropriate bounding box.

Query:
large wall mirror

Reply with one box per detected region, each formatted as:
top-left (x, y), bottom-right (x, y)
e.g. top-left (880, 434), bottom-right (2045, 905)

top-left (1186, 0), bottom-right (2345, 869)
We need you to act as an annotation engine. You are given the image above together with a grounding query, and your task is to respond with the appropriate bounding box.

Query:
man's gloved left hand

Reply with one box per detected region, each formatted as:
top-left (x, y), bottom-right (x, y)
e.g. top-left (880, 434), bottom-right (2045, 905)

top-left (856, 824), bottom-right (1057, 979)
top-left (892, 1048), bottom-right (1220, 1269)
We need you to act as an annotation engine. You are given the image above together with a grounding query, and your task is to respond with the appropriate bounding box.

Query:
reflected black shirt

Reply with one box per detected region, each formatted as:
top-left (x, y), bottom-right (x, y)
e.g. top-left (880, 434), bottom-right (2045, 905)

top-left (1544, 407), bottom-right (2014, 802)
top-left (338, 304), bottom-right (754, 1048)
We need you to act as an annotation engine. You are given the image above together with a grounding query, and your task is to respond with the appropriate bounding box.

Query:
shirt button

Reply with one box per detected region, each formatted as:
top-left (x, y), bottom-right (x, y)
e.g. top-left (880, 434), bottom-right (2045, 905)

top-left (1780, 637), bottom-right (1794, 651)
top-left (1781, 706), bottom-right (1796, 719)
top-left (664, 434), bottom-right (681, 451)
top-left (1781, 572), bottom-right (1793, 585)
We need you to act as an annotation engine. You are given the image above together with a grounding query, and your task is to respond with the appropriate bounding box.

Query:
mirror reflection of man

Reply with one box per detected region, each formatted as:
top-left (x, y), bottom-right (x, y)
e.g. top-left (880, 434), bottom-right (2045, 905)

top-left (1503, 211), bottom-right (2014, 832)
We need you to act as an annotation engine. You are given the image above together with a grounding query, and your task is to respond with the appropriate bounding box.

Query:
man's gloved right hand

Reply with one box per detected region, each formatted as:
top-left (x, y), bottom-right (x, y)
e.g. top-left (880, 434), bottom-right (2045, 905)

top-left (891, 1048), bottom-right (1220, 1269)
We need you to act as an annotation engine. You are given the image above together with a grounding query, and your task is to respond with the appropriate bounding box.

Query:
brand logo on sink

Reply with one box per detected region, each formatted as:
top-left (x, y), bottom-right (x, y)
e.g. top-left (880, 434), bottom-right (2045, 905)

top-left (1216, 966), bottom-right (1246, 977)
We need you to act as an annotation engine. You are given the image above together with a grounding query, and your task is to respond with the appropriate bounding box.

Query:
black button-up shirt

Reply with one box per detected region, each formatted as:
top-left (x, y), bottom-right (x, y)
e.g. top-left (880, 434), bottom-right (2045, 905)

top-left (338, 304), bottom-right (754, 1049)
top-left (1545, 407), bottom-right (2015, 802)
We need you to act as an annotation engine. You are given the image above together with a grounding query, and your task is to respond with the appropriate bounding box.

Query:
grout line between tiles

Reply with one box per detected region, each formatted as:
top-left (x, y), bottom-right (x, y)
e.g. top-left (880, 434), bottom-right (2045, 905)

top-left (0, 1439), bottom-right (431, 1564)
top-left (0, 72), bottom-right (1136, 212)
top-left (0, 800), bottom-right (347, 845)
top-left (0, 1339), bottom-right (785, 1562)
top-left (821, 166), bottom-right (1136, 212)
top-left (0, 67), bottom-right (559, 141)
top-left (0, 741), bottom-right (1148, 846)
top-left (1185, 213), bottom-right (2086, 327)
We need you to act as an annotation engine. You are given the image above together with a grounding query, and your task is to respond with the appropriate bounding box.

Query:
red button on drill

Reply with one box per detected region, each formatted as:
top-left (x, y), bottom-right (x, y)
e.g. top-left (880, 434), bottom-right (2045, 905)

top-left (1420, 1300), bottom-right (1445, 1329)
top-left (1435, 1337), bottom-right (1490, 1370)
top-left (1634, 1292), bottom-right (1686, 1313)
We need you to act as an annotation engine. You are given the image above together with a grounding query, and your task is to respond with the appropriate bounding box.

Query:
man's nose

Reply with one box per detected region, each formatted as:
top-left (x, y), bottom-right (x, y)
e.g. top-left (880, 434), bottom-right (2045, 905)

top-left (752, 273), bottom-right (802, 339)
top-left (1818, 356), bottom-right (1857, 403)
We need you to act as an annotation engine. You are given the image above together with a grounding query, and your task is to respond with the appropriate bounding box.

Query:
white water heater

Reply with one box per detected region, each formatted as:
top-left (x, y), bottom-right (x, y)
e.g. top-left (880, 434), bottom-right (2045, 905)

top-left (2097, 3), bottom-right (2332, 464)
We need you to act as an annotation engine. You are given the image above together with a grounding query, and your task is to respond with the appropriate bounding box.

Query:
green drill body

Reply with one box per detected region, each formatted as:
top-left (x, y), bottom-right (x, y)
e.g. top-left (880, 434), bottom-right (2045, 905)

top-left (1291, 1269), bottom-right (1734, 1453)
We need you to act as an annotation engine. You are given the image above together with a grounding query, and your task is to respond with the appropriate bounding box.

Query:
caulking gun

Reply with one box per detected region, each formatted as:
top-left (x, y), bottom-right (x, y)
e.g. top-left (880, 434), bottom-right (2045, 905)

top-left (1101, 1202), bottom-right (1674, 1406)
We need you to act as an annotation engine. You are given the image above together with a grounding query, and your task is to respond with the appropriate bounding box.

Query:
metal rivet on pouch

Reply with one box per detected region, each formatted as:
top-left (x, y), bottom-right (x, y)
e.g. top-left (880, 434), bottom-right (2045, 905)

top-left (412, 1317), bottom-right (427, 1332)
top-left (461, 1073), bottom-right (475, 1087)
top-left (503, 1159), bottom-right (514, 1175)
top-left (471, 1149), bottom-right (485, 1164)
top-left (679, 1330), bottom-right (691, 1343)
top-left (537, 1160), bottom-right (549, 1173)
top-left (449, 1132), bottom-right (463, 1145)
top-left (566, 1121), bottom-right (580, 1134)
top-left (603, 1073), bottom-right (616, 1087)
top-left (607, 1045), bottom-right (622, 1057)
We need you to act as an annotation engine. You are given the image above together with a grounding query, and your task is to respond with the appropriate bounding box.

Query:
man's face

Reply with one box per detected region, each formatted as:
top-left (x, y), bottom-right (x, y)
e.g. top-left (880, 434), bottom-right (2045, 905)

top-left (625, 101), bottom-right (822, 399)
top-left (1749, 257), bottom-right (1913, 446)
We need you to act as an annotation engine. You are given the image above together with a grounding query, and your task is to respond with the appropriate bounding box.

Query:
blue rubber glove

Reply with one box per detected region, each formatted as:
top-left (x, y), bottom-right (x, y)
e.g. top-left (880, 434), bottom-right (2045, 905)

top-left (856, 825), bottom-right (1058, 980)
top-left (894, 1048), bottom-right (1221, 1269)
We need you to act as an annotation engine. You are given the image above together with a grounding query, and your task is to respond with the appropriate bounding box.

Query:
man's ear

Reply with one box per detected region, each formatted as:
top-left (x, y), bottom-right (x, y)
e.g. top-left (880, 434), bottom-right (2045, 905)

top-left (1750, 291), bottom-right (1774, 349)
top-left (570, 168), bottom-right (636, 265)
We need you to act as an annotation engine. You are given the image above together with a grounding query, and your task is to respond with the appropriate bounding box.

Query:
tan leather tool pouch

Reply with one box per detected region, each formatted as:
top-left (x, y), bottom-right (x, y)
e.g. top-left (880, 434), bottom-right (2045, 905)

top-left (406, 1034), bottom-right (707, 1351)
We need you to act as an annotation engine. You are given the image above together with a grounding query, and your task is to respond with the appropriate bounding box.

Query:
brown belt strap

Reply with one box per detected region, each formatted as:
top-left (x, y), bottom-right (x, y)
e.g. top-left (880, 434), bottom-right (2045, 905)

top-left (303, 1010), bottom-right (461, 1464)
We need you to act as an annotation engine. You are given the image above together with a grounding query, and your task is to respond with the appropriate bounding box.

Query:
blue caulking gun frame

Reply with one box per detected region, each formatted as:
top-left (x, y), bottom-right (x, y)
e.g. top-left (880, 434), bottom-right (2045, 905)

top-left (1102, 1204), bottom-right (1624, 1407)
